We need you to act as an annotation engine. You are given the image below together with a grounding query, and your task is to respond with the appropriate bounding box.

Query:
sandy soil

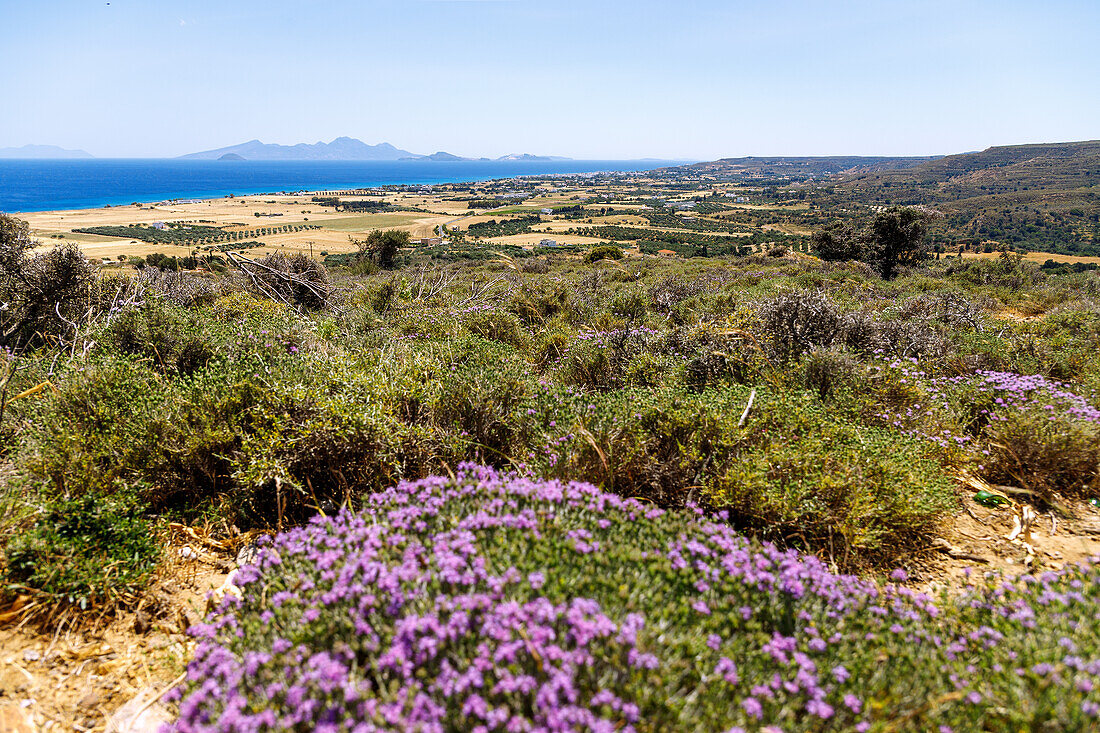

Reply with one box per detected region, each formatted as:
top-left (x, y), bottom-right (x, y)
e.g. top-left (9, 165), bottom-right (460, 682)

top-left (0, 554), bottom-right (232, 732)
top-left (914, 490), bottom-right (1100, 595)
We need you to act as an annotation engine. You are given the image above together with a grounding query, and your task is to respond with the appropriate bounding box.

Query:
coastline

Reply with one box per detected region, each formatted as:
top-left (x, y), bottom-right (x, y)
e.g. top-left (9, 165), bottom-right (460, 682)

top-left (0, 158), bottom-right (684, 214)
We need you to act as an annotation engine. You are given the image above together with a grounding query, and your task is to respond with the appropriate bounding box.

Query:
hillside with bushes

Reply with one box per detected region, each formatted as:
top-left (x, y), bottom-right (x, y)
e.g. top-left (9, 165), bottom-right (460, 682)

top-left (2, 212), bottom-right (1100, 729)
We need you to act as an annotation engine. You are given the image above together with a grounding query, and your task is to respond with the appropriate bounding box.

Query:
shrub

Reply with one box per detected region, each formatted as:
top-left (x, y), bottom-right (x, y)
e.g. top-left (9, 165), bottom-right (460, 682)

top-left (553, 327), bottom-right (657, 392)
top-left (3, 492), bottom-right (160, 610)
top-left (713, 406), bottom-right (955, 562)
top-left (212, 291), bottom-right (290, 321)
top-left (585, 244), bottom-right (624, 263)
top-left (755, 290), bottom-right (842, 363)
top-left (610, 290), bottom-right (647, 322)
top-left (519, 256), bottom-right (549, 274)
top-left (105, 302), bottom-right (212, 374)
top-left (134, 267), bottom-right (227, 306)
top-left (242, 253), bottom-right (329, 310)
top-left (0, 215), bottom-right (95, 349)
top-left (984, 406), bottom-right (1100, 499)
top-left (168, 468), bottom-right (1100, 731)
top-left (368, 281), bottom-right (397, 314)
top-left (958, 371), bottom-right (1100, 500)
top-left (801, 347), bottom-right (862, 400)
top-left (507, 282), bottom-right (570, 325)
top-left (462, 310), bottom-right (529, 350)
top-left (430, 338), bottom-right (530, 461)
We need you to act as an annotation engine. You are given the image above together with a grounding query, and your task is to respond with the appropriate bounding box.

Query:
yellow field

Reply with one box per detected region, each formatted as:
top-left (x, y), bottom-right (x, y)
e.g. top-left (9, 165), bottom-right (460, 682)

top-left (21, 193), bottom-right (455, 260)
top-left (961, 251), bottom-right (1100, 265)
top-left (761, 222), bottom-right (813, 235)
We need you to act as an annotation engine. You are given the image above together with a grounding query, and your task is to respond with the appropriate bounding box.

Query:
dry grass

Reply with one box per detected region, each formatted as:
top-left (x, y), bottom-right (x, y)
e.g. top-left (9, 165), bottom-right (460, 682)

top-left (961, 251), bottom-right (1100, 265)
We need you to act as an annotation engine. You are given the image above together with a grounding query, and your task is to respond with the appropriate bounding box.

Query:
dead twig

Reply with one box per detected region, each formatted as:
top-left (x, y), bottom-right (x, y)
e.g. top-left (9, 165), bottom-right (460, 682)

top-left (737, 388), bottom-right (757, 428)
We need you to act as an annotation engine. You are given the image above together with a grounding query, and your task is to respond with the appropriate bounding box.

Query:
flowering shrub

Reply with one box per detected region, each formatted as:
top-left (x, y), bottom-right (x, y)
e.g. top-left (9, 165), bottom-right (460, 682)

top-left (168, 467), bottom-right (1100, 731)
top-left (873, 362), bottom-right (1100, 498)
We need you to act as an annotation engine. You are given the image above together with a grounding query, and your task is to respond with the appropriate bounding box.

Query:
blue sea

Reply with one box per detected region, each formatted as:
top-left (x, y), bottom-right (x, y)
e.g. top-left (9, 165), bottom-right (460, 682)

top-left (0, 159), bottom-right (683, 213)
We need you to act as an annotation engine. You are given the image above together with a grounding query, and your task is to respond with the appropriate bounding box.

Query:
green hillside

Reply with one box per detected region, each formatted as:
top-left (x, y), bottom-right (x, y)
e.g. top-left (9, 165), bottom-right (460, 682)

top-left (676, 154), bottom-right (939, 178)
top-left (831, 141), bottom-right (1100, 255)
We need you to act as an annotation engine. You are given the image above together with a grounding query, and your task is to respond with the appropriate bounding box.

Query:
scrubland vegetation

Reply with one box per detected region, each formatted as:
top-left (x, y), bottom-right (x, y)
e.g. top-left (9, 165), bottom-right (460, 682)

top-left (169, 468), bottom-right (1100, 731)
top-left (3, 208), bottom-right (1100, 729)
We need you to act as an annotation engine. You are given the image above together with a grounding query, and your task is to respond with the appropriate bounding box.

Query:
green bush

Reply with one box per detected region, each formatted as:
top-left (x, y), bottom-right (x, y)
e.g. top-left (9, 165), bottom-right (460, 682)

top-left (462, 310), bottom-right (529, 350)
top-left (4, 492), bottom-right (160, 609)
top-left (584, 244), bottom-right (624, 263)
top-left (430, 338), bottom-right (530, 462)
top-left (983, 406), bottom-right (1100, 500)
top-left (514, 383), bottom-right (954, 563)
top-left (713, 408), bottom-right (955, 563)
top-left (105, 302), bottom-right (218, 374)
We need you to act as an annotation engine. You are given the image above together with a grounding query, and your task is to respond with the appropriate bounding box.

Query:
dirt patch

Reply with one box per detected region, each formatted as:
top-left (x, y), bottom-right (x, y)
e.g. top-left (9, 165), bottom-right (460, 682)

top-left (0, 550), bottom-right (234, 731)
top-left (912, 489), bottom-right (1100, 595)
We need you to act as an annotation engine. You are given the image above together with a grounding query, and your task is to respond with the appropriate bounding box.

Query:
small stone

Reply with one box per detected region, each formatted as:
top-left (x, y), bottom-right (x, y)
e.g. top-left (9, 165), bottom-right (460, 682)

top-left (235, 543), bottom-right (259, 566)
top-left (22, 650), bottom-right (39, 662)
top-left (78, 691), bottom-right (103, 709)
top-left (175, 606), bottom-right (202, 632)
top-left (106, 688), bottom-right (171, 733)
top-left (134, 608), bottom-right (154, 635)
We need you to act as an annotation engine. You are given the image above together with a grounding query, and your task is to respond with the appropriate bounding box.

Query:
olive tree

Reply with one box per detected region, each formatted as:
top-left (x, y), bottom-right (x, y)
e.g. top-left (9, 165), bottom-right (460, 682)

top-left (865, 207), bottom-right (931, 280)
top-left (810, 207), bottom-right (930, 280)
top-left (357, 229), bottom-right (409, 269)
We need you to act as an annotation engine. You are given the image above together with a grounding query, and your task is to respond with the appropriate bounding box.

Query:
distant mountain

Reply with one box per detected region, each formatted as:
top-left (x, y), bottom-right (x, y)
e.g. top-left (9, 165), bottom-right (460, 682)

top-left (180, 138), bottom-right (574, 162)
top-left (0, 144), bottom-right (94, 159)
top-left (179, 137), bottom-right (418, 161)
top-left (400, 151), bottom-right (469, 162)
top-left (497, 153), bottom-right (571, 162)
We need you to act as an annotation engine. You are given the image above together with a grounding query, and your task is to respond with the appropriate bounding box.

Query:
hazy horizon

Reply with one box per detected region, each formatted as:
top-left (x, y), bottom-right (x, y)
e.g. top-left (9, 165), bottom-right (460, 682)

top-left (2, 0), bottom-right (1097, 160)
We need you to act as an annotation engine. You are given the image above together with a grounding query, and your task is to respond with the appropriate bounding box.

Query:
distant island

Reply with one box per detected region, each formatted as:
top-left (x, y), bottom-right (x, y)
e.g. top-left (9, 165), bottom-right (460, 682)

top-left (0, 144), bottom-right (94, 159)
top-left (180, 137), bottom-right (417, 161)
top-left (180, 137), bottom-right (570, 162)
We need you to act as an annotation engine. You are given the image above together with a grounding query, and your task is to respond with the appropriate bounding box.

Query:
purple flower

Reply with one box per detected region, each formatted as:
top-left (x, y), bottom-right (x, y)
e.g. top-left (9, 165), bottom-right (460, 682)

top-left (741, 697), bottom-right (763, 720)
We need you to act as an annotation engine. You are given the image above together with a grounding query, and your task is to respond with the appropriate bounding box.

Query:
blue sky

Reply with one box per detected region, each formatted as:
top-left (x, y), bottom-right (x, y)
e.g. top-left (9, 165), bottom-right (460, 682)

top-left (1, 0), bottom-right (1097, 159)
